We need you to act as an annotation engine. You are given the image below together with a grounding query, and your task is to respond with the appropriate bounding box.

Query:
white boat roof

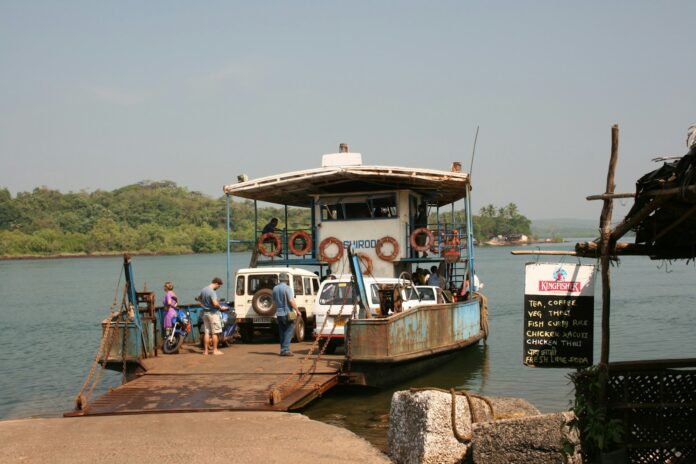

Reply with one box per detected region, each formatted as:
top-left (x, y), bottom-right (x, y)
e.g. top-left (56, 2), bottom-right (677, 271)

top-left (224, 164), bottom-right (470, 208)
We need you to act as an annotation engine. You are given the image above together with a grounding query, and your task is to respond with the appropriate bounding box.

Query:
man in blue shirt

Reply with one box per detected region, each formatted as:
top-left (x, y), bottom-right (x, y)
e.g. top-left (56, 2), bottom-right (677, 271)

top-left (426, 265), bottom-right (444, 289)
top-left (262, 217), bottom-right (279, 235)
top-left (272, 273), bottom-right (299, 356)
top-left (199, 277), bottom-right (224, 355)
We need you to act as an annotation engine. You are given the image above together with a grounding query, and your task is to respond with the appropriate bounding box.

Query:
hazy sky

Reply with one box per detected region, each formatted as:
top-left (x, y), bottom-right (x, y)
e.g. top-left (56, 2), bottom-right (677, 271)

top-left (1, 1), bottom-right (694, 220)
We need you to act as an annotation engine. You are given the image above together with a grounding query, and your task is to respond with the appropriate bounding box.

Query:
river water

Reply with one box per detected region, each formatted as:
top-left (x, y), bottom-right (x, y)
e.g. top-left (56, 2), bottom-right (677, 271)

top-left (1, 245), bottom-right (694, 451)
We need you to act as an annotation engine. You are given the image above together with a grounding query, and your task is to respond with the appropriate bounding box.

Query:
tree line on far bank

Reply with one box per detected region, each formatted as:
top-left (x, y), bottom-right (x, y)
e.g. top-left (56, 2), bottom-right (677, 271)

top-left (0, 181), bottom-right (532, 257)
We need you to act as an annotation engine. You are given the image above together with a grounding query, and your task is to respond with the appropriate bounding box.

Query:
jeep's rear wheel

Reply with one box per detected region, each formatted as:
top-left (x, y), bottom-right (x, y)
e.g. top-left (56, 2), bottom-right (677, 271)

top-left (292, 315), bottom-right (305, 342)
top-left (252, 288), bottom-right (276, 316)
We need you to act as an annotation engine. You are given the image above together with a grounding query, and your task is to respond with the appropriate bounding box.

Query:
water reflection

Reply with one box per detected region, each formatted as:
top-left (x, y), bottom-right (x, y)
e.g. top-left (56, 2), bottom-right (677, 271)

top-left (302, 343), bottom-right (489, 452)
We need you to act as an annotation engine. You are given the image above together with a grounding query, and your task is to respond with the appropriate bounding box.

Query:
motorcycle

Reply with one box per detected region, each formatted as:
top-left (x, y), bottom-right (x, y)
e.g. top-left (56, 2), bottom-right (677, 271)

top-left (197, 302), bottom-right (238, 348)
top-left (162, 308), bottom-right (191, 354)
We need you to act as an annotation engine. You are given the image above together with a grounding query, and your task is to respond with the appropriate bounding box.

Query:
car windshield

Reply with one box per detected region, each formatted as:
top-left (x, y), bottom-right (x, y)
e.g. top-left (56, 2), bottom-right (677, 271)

top-left (319, 282), bottom-right (355, 306)
top-left (404, 286), bottom-right (436, 301)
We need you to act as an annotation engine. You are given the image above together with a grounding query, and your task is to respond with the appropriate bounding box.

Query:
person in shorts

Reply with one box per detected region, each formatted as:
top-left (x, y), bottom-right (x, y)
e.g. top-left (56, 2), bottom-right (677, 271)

top-left (199, 277), bottom-right (224, 355)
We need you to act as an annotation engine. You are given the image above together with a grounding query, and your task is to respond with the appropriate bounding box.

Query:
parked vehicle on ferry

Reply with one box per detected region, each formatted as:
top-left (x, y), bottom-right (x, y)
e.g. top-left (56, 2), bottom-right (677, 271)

top-left (233, 267), bottom-right (320, 343)
top-left (313, 275), bottom-right (427, 354)
top-left (162, 308), bottom-right (191, 354)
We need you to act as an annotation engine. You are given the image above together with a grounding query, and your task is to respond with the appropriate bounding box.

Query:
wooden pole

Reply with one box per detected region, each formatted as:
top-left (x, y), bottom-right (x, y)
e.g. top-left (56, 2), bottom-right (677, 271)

top-left (600, 125), bottom-right (619, 368)
top-left (597, 125), bottom-right (619, 414)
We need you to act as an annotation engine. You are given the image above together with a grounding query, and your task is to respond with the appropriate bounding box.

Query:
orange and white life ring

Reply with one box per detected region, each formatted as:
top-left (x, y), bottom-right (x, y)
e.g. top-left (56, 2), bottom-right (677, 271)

top-left (319, 236), bottom-right (344, 264)
top-left (375, 236), bottom-right (400, 261)
top-left (257, 232), bottom-right (282, 257)
top-left (288, 230), bottom-right (313, 256)
top-left (410, 227), bottom-right (434, 252)
top-left (355, 252), bottom-right (373, 275)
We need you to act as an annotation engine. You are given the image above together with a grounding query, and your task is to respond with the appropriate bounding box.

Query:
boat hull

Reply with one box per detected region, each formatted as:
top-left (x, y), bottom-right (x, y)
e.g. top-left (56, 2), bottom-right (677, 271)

top-left (343, 296), bottom-right (486, 387)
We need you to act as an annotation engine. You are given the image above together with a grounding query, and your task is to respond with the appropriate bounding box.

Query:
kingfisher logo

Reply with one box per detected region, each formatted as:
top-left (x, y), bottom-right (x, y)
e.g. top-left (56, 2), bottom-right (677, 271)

top-left (538, 267), bottom-right (581, 292)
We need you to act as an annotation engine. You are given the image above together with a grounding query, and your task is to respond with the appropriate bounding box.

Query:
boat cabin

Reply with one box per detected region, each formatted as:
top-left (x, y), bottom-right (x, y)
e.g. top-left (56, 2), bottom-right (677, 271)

top-left (223, 144), bottom-right (478, 300)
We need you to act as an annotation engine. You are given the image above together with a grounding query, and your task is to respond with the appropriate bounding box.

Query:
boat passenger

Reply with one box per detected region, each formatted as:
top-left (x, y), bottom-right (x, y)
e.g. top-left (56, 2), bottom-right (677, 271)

top-left (162, 282), bottom-right (178, 336)
top-left (426, 265), bottom-right (444, 289)
top-left (199, 277), bottom-right (224, 356)
top-left (459, 272), bottom-right (483, 300)
top-left (262, 217), bottom-right (280, 235)
top-left (419, 268), bottom-right (430, 285)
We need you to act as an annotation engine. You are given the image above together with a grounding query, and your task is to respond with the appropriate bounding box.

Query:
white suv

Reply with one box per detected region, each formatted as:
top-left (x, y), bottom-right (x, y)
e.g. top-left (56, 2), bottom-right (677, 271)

top-left (233, 267), bottom-right (320, 343)
top-left (313, 275), bottom-right (426, 353)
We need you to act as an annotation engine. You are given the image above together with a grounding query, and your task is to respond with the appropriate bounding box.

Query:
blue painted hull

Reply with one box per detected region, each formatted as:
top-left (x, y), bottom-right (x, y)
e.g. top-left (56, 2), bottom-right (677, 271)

top-left (344, 296), bottom-right (486, 386)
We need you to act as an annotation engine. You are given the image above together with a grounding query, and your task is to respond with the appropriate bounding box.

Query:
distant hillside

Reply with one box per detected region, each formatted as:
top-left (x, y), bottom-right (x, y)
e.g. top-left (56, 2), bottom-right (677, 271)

top-left (531, 218), bottom-right (598, 239)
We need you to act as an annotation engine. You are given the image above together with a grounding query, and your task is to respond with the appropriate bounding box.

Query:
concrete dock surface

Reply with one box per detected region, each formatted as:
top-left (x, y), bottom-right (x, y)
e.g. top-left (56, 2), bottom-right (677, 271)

top-left (0, 411), bottom-right (391, 464)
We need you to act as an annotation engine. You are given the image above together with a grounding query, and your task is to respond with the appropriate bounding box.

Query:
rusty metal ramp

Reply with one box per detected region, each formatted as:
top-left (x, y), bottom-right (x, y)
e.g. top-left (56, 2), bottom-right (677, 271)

top-left (76, 341), bottom-right (343, 416)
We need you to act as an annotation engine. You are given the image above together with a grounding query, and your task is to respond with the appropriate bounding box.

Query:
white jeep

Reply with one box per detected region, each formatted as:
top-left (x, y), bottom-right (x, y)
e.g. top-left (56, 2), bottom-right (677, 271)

top-left (313, 275), bottom-right (434, 353)
top-left (233, 267), bottom-right (320, 343)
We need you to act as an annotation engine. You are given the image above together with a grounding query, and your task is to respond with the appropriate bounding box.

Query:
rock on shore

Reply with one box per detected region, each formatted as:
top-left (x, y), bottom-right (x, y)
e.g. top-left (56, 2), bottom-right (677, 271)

top-left (388, 389), bottom-right (580, 464)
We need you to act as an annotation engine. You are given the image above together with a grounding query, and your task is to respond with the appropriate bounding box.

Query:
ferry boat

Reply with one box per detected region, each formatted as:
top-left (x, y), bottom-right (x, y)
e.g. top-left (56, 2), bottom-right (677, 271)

top-left (223, 144), bottom-right (488, 387)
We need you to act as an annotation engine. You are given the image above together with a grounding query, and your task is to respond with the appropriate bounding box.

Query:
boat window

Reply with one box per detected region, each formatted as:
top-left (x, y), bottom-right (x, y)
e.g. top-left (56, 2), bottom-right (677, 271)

top-left (294, 275), bottom-right (304, 295)
top-left (235, 276), bottom-right (245, 296)
top-left (319, 282), bottom-right (354, 306)
top-left (319, 194), bottom-right (397, 221)
top-left (248, 274), bottom-right (278, 295)
top-left (369, 194), bottom-right (397, 218)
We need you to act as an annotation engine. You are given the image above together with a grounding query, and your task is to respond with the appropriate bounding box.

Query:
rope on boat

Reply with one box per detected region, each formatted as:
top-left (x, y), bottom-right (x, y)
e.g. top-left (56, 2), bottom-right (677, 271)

top-left (477, 292), bottom-right (489, 340)
top-left (408, 387), bottom-right (496, 443)
top-left (74, 269), bottom-right (128, 412)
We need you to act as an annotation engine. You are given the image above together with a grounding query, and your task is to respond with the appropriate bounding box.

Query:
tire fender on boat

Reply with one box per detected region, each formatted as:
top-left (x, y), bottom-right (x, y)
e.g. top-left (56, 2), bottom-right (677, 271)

top-left (376, 236), bottom-right (400, 261)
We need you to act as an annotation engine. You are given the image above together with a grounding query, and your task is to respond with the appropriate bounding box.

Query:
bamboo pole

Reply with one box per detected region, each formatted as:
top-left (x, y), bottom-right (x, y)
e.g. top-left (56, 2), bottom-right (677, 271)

top-left (610, 195), bottom-right (668, 241)
top-left (510, 250), bottom-right (578, 255)
top-left (587, 184), bottom-right (696, 201)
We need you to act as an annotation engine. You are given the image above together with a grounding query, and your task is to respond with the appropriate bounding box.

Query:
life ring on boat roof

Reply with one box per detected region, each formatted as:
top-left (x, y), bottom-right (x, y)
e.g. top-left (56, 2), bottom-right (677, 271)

top-left (410, 227), bottom-right (434, 252)
top-left (319, 236), bottom-right (344, 264)
top-left (257, 232), bottom-right (282, 257)
top-left (376, 236), bottom-right (400, 261)
top-left (355, 252), bottom-right (373, 276)
top-left (288, 230), bottom-right (313, 256)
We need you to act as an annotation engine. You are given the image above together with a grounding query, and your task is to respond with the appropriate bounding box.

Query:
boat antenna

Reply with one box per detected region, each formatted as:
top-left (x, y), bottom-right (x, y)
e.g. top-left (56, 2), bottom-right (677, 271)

top-left (468, 125), bottom-right (480, 180)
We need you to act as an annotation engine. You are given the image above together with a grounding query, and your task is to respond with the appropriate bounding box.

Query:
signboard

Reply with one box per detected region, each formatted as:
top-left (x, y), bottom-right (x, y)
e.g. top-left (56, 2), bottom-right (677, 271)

top-left (523, 263), bottom-right (596, 368)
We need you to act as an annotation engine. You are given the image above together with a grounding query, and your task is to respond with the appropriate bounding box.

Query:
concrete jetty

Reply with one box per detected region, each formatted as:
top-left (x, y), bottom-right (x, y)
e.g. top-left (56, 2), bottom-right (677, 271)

top-left (0, 411), bottom-right (391, 464)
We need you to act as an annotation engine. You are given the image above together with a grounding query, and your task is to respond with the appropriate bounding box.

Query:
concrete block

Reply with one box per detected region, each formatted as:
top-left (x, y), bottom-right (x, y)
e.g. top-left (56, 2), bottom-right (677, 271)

top-left (471, 411), bottom-right (581, 464)
top-left (388, 389), bottom-right (541, 464)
